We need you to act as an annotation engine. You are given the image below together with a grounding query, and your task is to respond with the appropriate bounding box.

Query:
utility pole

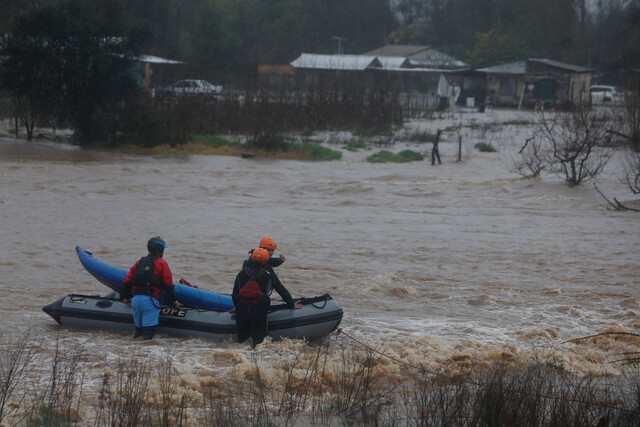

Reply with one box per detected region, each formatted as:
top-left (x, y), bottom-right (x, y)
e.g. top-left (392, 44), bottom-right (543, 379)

top-left (333, 36), bottom-right (347, 54)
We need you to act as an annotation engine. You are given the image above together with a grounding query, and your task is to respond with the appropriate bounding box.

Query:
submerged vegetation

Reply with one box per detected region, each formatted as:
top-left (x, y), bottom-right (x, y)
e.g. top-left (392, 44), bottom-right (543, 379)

top-left (474, 142), bottom-right (498, 152)
top-left (139, 134), bottom-right (343, 161)
top-left (1, 330), bottom-right (639, 426)
top-left (367, 150), bottom-right (424, 163)
top-left (342, 139), bottom-right (369, 152)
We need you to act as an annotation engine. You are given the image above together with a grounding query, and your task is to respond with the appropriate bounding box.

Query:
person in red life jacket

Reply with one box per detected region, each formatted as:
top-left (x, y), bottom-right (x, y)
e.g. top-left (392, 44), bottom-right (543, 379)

top-left (242, 236), bottom-right (285, 271)
top-left (232, 248), bottom-right (302, 347)
top-left (122, 236), bottom-right (181, 340)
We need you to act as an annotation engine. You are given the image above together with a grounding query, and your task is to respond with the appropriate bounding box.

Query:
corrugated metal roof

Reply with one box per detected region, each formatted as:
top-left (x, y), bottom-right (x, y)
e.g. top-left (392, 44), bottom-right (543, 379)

top-left (476, 58), bottom-right (591, 74)
top-left (476, 61), bottom-right (526, 74)
top-left (136, 55), bottom-right (184, 64)
top-left (374, 67), bottom-right (450, 74)
top-left (376, 56), bottom-right (411, 68)
top-left (528, 58), bottom-right (591, 72)
top-left (410, 58), bottom-right (468, 68)
top-left (363, 45), bottom-right (468, 68)
top-left (290, 54), bottom-right (381, 70)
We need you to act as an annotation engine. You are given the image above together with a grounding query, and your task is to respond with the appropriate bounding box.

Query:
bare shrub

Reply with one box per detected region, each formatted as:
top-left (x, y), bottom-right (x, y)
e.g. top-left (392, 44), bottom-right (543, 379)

top-left (621, 369), bottom-right (640, 420)
top-left (150, 354), bottom-right (188, 427)
top-left (536, 107), bottom-right (613, 186)
top-left (12, 96), bottom-right (37, 141)
top-left (94, 358), bottom-right (150, 427)
top-left (510, 136), bottom-right (548, 178)
top-left (0, 330), bottom-right (41, 424)
top-left (410, 374), bottom-right (474, 426)
top-left (4, 328), bottom-right (640, 425)
top-left (620, 72), bottom-right (640, 151)
top-left (329, 346), bottom-right (396, 424)
top-left (201, 381), bottom-right (250, 427)
top-left (25, 335), bottom-right (86, 426)
top-left (244, 354), bottom-right (274, 426)
top-left (276, 344), bottom-right (324, 425)
top-left (621, 148), bottom-right (640, 194)
top-left (394, 362), bottom-right (638, 426)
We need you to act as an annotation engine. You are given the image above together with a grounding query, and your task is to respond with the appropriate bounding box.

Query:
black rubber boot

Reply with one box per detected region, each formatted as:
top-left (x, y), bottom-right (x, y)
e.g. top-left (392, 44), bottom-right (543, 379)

top-left (133, 327), bottom-right (143, 339)
top-left (142, 326), bottom-right (156, 340)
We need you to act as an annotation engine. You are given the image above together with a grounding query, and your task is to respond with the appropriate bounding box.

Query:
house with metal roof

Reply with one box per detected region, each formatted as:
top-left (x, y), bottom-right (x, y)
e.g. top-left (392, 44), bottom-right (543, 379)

top-left (287, 52), bottom-right (450, 96)
top-left (287, 53), bottom-right (385, 92)
top-left (290, 53), bottom-right (383, 70)
top-left (362, 45), bottom-right (468, 69)
top-left (453, 58), bottom-right (592, 109)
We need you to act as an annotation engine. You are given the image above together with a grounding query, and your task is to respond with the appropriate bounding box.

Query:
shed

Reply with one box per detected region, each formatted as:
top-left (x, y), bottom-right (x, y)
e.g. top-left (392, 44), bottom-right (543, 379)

top-left (288, 52), bottom-right (450, 95)
top-left (257, 64), bottom-right (296, 88)
top-left (475, 58), bottom-right (591, 109)
top-left (289, 53), bottom-right (383, 91)
top-left (133, 54), bottom-right (184, 89)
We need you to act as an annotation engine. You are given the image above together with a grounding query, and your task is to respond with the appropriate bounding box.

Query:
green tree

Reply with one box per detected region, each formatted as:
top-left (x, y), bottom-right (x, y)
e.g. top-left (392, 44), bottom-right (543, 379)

top-left (388, 24), bottom-right (423, 45)
top-left (419, 0), bottom-right (581, 64)
top-left (469, 28), bottom-right (528, 67)
top-left (0, 0), bottom-right (147, 142)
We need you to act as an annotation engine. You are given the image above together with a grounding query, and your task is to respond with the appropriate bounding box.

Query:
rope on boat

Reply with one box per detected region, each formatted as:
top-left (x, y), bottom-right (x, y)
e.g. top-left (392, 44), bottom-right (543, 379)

top-left (336, 328), bottom-right (640, 415)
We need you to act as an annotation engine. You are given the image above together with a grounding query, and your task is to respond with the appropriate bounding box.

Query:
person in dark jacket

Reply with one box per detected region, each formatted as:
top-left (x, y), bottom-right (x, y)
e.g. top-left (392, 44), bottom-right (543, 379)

top-left (233, 248), bottom-right (302, 347)
top-left (122, 236), bottom-right (180, 340)
top-left (242, 236), bottom-right (285, 271)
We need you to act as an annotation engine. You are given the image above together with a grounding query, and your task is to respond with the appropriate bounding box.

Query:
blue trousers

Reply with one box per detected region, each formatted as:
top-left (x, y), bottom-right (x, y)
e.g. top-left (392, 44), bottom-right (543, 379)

top-left (131, 295), bottom-right (160, 328)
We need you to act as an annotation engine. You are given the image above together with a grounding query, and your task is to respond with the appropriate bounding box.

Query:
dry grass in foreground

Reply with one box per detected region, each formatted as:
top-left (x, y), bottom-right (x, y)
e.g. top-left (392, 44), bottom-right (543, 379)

top-left (1, 331), bottom-right (639, 426)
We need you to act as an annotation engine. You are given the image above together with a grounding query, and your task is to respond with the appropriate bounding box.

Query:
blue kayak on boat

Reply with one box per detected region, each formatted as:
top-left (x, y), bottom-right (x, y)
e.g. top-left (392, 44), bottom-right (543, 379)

top-left (75, 246), bottom-right (234, 311)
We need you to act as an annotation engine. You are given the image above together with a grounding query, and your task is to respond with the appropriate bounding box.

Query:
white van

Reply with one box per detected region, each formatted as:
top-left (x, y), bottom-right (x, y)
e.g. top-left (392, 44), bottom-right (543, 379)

top-left (590, 85), bottom-right (624, 105)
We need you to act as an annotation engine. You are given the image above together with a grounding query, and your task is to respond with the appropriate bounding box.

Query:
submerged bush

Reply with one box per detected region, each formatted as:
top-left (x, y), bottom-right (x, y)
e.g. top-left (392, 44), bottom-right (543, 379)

top-left (475, 142), bottom-right (497, 152)
top-left (502, 119), bottom-right (533, 126)
top-left (189, 135), bottom-right (242, 148)
top-left (342, 139), bottom-right (368, 152)
top-left (367, 149), bottom-right (424, 163)
top-left (290, 142), bottom-right (342, 161)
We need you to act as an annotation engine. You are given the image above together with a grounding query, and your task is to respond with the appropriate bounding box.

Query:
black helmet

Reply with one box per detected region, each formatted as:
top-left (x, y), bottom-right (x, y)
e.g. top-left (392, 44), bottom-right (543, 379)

top-left (147, 236), bottom-right (168, 256)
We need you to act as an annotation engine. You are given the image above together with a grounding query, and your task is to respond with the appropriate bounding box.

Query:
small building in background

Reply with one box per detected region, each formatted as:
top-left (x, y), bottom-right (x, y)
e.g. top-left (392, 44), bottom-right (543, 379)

top-left (284, 53), bottom-right (450, 112)
top-left (456, 58), bottom-right (592, 109)
top-left (257, 64), bottom-right (296, 89)
top-left (362, 45), bottom-right (468, 69)
top-left (260, 45), bottom-right (467, 96)
top-left (133, 54), bottom-right (184, 90)
top-left (289, 53), bottom-right (384, 92)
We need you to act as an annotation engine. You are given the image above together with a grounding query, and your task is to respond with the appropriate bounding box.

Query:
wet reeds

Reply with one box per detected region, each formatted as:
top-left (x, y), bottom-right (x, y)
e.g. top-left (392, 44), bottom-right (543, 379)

top-left (1, 331), bottom-right (639, 426)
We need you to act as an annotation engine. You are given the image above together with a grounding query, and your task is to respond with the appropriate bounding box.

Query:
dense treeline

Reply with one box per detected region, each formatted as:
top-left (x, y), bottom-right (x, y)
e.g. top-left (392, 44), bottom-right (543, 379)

top-left (1, 0), bottom-right (639, 82)
top-left (392, 0), bottom-right (640, 69)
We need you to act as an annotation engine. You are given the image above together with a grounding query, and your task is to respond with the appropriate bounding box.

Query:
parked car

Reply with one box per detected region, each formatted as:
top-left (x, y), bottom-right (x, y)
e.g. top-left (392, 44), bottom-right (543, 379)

top-left (167, 79), bottom-right (223, 94)
top-left (590, 85), bottom-right (624, 104)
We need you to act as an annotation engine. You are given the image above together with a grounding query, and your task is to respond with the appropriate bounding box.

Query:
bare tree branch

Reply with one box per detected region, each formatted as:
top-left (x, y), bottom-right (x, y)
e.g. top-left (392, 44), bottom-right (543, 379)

top-left (535, 108), bottom-right (613, 186)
